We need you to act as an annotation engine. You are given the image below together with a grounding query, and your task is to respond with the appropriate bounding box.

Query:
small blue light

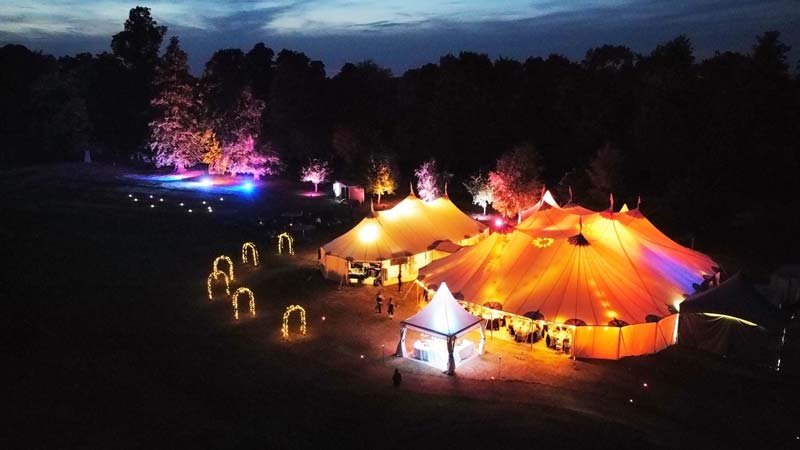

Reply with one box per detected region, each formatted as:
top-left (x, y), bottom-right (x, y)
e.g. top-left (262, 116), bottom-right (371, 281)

top-left (200, 177), bottom-right (213, 187)
top-left (242, 182), bottom-right (254, 192)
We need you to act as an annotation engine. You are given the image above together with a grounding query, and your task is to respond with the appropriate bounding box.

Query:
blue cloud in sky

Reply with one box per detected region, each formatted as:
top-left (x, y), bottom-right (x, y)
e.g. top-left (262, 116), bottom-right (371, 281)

top-left (1, 0), bottom-right (798, 74)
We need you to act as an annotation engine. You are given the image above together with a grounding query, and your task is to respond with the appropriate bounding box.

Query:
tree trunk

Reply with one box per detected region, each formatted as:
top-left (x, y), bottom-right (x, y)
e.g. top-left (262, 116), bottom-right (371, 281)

top-left (314, 183), bottom-right (319, 192)
top-left (175, 164), bottom-right (185, 173)
top-left (482, 204), bottom-right (487, 216)
top-left (377, 192), bottom-right (382, 205)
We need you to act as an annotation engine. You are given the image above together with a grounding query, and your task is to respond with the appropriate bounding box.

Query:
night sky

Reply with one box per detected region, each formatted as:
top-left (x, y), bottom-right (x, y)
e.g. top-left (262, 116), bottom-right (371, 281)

top-left (2, 0), bottom-right (799, 74)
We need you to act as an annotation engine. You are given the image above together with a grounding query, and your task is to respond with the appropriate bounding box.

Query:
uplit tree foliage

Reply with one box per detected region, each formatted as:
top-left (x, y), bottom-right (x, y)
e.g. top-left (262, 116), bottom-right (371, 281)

top-left (203, 88), bottom-right (281, 179)
top-left (225, 136), bottom-right (281, 180)
top-left (414, 159), bottom-right (441, 202)
top-left (464, 172), bottom-right (494, 216)
top-left (149, 37), bottom-right (203, 172)
top-left (301, 158), bottom-right (331, 192)
top-left (366, 154), bottom-right (396, 205)
top-left (489, 145), bottom-right (543, 219)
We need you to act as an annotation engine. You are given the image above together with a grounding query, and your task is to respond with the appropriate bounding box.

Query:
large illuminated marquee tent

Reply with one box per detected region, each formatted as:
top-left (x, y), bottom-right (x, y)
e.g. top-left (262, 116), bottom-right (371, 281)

top-left (419, 192), bottom-right (718, 359)
top-left (320, 191), bottom-right (486, 284)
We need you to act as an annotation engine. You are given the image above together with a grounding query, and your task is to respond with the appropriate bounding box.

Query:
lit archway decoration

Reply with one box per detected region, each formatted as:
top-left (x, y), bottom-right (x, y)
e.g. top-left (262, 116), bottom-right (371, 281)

top-left (232, 287), bottom-right (256, 320)
top-left (281, 305), bottom-right (307, 339)
top-left (532, 237), bottom-right (555, 248)
top-left (207, 270), bottom-right (230, 300)
top-left (213, 255), bottom-right (234, 281)
top-left (277, 232), bottom-right (294, 255)
top-left (241, 242), bottom-right (259, 267)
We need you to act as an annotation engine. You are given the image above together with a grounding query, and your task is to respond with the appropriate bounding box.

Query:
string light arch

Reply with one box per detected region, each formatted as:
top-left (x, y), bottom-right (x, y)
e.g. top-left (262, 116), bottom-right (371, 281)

top-left (277, 232), bottom-right (295, 255)
top-left (232, 287), bottom-right (256, 320)
top-left (242, 242), bottom-right (259, 267)
top-left (207, 270), bottom-right (230, 300)
top-left (213, 255), bottom-right (234, 281)
top-left (282, 305), bottom-right (307, 339)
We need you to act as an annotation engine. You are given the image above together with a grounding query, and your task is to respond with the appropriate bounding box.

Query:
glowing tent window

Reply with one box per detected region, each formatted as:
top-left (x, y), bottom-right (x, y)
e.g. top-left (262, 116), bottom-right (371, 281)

top-left (242, 242), bottom-right (259, 267)
top-left (282, 305), bottom-right (307, 339)
top-left (232, 287), bottom-right (256, 320)
top-left (531, 237), bottom-right (554, 248)
top-left (358, 223), bottom-right (379, 243)
top-left (207, 270), bottom-right (231, 300)
top-left (213, 255), bottom-right (234, 281)
top-left (277, 232), bottom-right (294, 255)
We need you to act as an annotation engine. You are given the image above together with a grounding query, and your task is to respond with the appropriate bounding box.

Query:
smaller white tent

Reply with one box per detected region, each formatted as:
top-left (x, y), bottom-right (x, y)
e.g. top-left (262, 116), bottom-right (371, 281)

top-left (396, 282), bottom-right (486, 374)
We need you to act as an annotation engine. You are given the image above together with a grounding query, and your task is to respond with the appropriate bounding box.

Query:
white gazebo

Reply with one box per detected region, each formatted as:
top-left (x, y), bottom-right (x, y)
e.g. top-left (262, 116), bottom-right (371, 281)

top-left (396, 282), bottom-right (486, 375)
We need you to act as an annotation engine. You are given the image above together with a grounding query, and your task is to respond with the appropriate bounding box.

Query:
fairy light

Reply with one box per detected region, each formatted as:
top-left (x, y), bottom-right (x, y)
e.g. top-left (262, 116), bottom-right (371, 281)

top-left (202, 201), bottom-right (207, 205)
top-left (149, 195), bottom-right (153, 199)
top-left (213, 255), bottom-right (234, 281)
top-left (277, 232), bottom-right (295, 255)
top-left (241, 242), bottom-right (259, 267)
top-left (207, 207), bottom-right (213, 213)
top-left (188, 209), bottom-right (193, 213)
top-left (232, 287), bottom-right (256, 320)
top-left (219, 197), bottom-right (224, 201)
top-left (159, 198), bottom-right (164, 202)
top-left (281, 305), bottom-right (307, 339)
top-left (180, 202), bottom-right (184, 206)
top-left (134, 198), bottom-right (139, 202)
top-left (206, 270), bottom-right (230, 300)
top-left (150, 204), bottom-right (155, 208)
top-left (128, 194), bottom-right (132, 198)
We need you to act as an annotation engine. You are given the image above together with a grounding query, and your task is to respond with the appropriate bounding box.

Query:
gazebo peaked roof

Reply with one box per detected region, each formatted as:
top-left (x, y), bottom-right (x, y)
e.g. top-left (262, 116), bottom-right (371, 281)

top-left (402, 282), bottom-right (483, 338)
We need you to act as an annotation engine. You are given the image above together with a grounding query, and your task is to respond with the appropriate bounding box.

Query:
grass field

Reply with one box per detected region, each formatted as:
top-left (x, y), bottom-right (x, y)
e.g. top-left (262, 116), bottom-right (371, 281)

top-left (5, 164), bottom-right (798, 449)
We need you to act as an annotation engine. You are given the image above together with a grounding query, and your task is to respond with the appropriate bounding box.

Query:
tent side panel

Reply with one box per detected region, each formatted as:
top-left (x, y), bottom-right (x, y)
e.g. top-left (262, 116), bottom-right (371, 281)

top-left (655, 314), bottom-right (679, 351)
top-left (323, 254), bottom-right (349, 281)
top-left (574, 326), bottom-right (621, 360)
top-left (619, 323), bottom-right (658, 358)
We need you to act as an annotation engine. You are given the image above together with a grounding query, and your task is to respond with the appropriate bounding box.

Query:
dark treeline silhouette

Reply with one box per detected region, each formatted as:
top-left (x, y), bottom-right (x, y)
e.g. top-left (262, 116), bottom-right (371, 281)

top-left (1, 7), bottom-right (798, 267)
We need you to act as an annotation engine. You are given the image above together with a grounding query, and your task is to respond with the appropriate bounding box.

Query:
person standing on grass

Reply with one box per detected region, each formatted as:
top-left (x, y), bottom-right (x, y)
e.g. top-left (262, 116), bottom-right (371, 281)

top-left (387, 298), bottom-right (395, 319)
top-left (375, 291), bottom-right (384, 314)
top-left (393, 368), bottom-right (402, 389)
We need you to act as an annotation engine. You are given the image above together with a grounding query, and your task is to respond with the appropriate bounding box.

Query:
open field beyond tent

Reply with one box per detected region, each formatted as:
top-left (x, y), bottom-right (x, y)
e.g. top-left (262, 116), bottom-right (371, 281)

top-left (6, 164), bottom-right (799, 449)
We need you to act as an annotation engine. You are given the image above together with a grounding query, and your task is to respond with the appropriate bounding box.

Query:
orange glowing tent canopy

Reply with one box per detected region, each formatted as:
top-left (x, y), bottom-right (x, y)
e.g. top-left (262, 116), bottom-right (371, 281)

top-left (319, 191), bottom-right (486, 284)
top-left (418, 191), bottom-right (717, 359)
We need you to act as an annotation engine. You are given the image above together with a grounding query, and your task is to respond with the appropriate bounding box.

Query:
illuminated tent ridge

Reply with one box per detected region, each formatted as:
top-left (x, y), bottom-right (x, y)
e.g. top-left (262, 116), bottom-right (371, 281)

top-left (319, 192), bottom-right (486, 284)
top-left (396, 282), bottom-right (486, 375)
top-left (419, 191), bottom-right (718, 359)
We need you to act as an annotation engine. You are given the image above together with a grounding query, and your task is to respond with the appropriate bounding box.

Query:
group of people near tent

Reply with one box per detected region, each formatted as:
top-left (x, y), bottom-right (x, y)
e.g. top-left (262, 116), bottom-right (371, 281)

top-left (321, 186), bottom-right (787, 372)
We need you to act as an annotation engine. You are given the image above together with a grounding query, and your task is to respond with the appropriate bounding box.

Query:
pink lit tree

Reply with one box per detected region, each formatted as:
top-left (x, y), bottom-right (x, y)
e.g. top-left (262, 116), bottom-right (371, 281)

top-left (414, 159), bottom-right (441, 202)
top-left (203, 88), bottom-right (281, 179)
top-left (464, 172), bottom-right (494, 216)
top-left (149, 37), bottom-right (204, 172)
top-left (488, 145), bottom-right (542, 219)
top-left (300, 159), bottom-right (331, 192)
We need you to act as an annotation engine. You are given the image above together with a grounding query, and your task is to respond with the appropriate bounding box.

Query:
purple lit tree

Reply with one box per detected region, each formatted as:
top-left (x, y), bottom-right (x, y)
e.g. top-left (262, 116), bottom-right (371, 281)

top-left (301, 159), bottom-right (331, 192)
top-left (464, 172), bottom-right (494, 216)
top-left (204, 88), bottom-right (281, 179)
top-left (414, 159), bottom-right (441, 202)
top-left (149, 37), bottom-right (204, 172)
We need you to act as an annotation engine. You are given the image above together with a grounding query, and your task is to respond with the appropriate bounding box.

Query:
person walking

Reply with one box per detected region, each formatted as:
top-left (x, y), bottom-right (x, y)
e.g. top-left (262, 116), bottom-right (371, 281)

top-left (375, 292), bottom-right (384, 314)
top-left (387, 298), bottom-right (395, 319)
top-left (392, 368), bottom-right (402, 389)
